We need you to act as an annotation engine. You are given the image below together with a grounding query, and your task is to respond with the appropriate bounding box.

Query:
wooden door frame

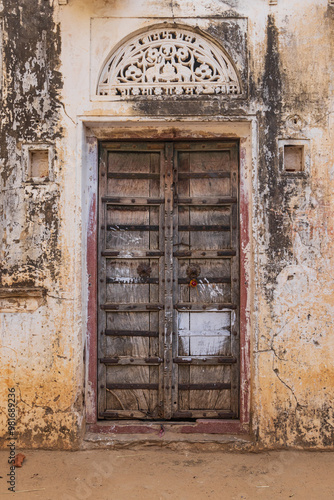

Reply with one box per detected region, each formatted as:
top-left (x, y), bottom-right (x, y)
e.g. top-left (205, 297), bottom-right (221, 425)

top-left (81, 118), bottom-right (253, 436)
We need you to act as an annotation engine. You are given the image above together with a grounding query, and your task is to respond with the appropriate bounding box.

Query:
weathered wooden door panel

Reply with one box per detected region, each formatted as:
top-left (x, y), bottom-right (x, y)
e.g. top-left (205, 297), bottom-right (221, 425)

top-left (98, 141), bottom-right (239, 420)
top-left (98, 143), bottom-right (165, 419)
top-left (177, 311), bottom-right (232, 356)
top-left (171, 142), bottom-right (239, 419)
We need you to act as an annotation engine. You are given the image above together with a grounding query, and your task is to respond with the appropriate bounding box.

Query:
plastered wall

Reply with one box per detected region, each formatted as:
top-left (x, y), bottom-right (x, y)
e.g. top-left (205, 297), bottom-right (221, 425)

top-left (0, 0), bottom-right (333, 449)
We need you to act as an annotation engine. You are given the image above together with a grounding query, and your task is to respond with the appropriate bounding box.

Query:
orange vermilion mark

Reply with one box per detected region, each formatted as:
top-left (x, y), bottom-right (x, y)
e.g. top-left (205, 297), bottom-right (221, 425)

top-left (189, 279), bottom-right (198, 288)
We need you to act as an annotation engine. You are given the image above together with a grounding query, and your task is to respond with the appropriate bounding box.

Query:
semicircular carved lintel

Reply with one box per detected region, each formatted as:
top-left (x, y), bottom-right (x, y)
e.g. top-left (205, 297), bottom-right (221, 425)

top-left (97, 26), bottom-right (242, 98)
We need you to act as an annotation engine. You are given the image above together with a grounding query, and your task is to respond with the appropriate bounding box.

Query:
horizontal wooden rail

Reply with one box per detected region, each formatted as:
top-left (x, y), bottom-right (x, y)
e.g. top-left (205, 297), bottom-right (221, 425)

top-left (174, 356), bottom-right (237, 365)
top-left (104, 330), bottom-right (159, 337)
top-left (101, 303), bottom-right (164, 311)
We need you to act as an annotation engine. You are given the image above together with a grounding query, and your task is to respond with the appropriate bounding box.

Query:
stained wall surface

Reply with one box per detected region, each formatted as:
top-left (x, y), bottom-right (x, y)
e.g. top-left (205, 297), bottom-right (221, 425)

top-left (0, 0), bottom-right (333, 449)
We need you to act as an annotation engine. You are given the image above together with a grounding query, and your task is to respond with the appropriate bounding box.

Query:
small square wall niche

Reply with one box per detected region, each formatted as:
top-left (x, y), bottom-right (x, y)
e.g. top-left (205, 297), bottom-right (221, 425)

top-left (30, 150), bottom-right (49, 178)
top-left (22, 144), bottom-right (54, 183)
top-left (284, 145), bottom-right (304, 172)
top-left (278, 139), bottom-right (310, 176)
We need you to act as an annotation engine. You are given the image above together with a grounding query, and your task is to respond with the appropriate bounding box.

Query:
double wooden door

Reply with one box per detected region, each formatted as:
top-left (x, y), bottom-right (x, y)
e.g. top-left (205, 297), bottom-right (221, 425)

top-left (98, 141), bottom-right (239, 420)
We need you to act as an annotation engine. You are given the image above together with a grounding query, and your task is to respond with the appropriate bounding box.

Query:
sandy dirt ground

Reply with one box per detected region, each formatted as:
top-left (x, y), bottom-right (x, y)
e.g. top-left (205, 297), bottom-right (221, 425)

top-left (0, 449), bottom-right (334, 499)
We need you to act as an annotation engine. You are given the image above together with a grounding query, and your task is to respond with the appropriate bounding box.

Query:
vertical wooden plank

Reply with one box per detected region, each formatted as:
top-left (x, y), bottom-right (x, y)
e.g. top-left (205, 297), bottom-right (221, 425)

top-left (239, 143), bottom-right (250, 425)
top-left (163, 142), bottom-right (174, 419)
top-left (230, 144), bottom-right (240, 417)
top-left (158, 149), bottom-right (165, 418)
top-left (97, 145), bottom-right (108, 417)
top-left (172, 147), bottom-right (179, 416)
top-left (149, 152), bottom-right (161, 416)
top-left (174, 151), bottom-right (190, 414)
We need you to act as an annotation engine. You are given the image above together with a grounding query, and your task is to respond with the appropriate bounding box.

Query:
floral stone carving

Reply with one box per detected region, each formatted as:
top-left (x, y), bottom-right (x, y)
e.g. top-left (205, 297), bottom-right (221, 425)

top-left (97, 27), bottom-right (241, 98)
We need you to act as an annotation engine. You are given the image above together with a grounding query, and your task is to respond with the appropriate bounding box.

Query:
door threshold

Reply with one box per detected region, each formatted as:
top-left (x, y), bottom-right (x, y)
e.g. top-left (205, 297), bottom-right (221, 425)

top-left (84, 422), bottom-right (252, 451)
top-left (87, 419), bottom-right (249, 436)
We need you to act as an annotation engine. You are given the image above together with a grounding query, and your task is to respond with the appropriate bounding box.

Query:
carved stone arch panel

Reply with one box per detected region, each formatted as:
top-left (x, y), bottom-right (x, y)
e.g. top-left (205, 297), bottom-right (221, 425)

top-left (97, 24), bottom-right (242, 99)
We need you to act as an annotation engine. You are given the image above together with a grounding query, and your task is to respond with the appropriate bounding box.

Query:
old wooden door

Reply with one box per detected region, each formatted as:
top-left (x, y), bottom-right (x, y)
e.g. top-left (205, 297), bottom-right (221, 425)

top-left (98, 141), bottom-right (239, 420)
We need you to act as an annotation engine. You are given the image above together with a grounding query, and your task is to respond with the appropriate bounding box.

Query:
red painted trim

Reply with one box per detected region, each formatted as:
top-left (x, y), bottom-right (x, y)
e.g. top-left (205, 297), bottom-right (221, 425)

top-left (179, 421), bottom-right (248, 435)
top-left (86, 137), bottom-right (98, 424)
top-left (239, 145), bottom-right (251, 425)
